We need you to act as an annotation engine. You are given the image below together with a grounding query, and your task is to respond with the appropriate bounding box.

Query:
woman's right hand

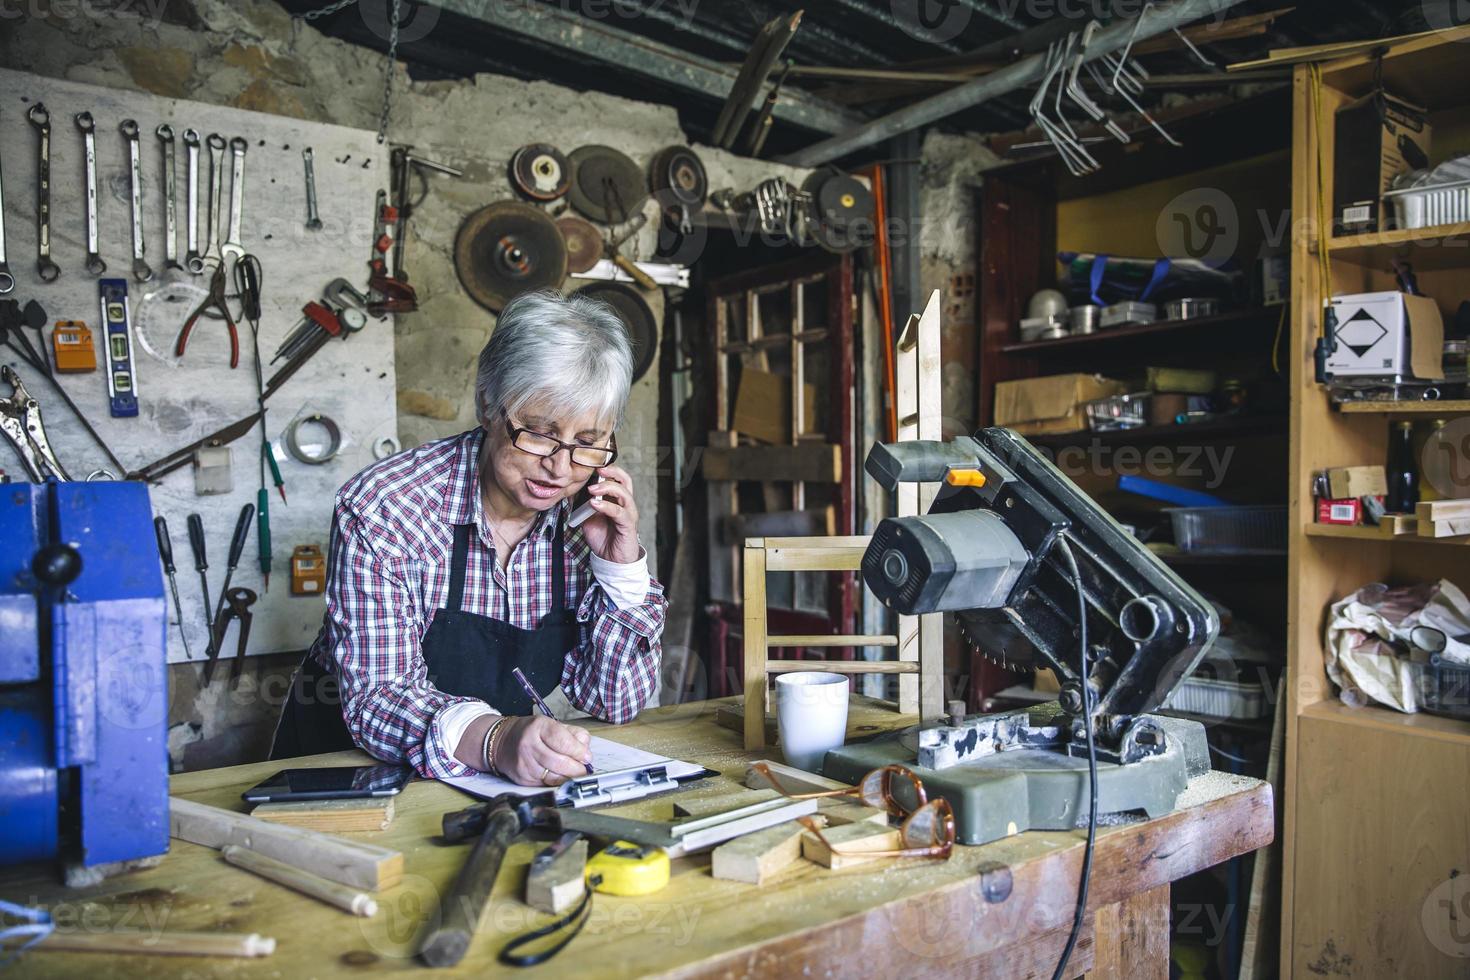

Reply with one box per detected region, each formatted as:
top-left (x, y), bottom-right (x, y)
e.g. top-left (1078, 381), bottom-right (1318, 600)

top-left (493, 715), bottom-right (592, 786)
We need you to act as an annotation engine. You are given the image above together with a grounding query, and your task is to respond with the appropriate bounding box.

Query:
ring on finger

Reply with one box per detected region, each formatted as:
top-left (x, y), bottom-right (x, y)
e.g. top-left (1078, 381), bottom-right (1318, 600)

top-left (540, 765), bottom-right (551, 782)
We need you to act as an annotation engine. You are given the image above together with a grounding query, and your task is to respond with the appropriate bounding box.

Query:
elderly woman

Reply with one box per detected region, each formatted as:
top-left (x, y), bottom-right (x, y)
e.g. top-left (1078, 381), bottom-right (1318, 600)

top-left (272, 291), bottom-right (666, 786)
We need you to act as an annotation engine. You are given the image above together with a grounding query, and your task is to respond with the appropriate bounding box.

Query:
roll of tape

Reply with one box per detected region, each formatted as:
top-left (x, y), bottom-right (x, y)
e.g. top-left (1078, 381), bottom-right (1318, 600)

top-left (284, 413), bottom-right (343, 465)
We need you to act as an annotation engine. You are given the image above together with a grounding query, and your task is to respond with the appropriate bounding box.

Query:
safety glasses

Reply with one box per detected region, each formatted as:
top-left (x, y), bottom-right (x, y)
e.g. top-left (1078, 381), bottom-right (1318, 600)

top-left (749, 761), bottom-right (956, 859)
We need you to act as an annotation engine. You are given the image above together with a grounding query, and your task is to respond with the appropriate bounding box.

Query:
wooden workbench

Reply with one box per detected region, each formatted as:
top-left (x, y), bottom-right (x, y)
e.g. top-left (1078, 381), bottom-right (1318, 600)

top-left (3, 697), bottom-right (1273, 977)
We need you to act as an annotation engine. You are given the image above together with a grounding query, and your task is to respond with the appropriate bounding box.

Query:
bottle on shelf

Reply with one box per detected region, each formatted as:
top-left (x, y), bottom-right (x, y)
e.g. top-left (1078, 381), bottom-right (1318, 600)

top-left (1386, 420), bottom-right (1420, 514)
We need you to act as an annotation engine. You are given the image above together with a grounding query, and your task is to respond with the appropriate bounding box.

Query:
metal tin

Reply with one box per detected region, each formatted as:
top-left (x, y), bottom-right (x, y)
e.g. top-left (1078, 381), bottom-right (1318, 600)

top-left (1069, 305), bottom-right (1100, 334)
top-left (1164, 297), bottom-right (1220, 321)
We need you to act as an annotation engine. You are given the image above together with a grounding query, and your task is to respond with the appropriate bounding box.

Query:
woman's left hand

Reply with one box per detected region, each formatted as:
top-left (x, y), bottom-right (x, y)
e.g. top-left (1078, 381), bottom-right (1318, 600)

top-left (579, 465), bottom-right (641, 563)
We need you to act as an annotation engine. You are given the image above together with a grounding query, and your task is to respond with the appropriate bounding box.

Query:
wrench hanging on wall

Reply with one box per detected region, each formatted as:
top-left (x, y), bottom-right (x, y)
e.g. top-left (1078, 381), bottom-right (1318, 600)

top-left (183, 129), bottom-right (204, 274)
top-left (221, 137), bottom-right (247, 264)
top-left (74, 111), bottom-right (106, 276)
top-left (27, 104), bottom-right (60, 283)
top-left (0, 115), bottom-right (12, 294)
top-left (120, 119), bottom-right (152, 283)
top-left (156, 124), bottom-right (181, 272)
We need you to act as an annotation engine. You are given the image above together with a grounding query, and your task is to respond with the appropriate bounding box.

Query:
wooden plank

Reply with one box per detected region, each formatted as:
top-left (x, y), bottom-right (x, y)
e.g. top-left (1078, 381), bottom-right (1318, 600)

top-left (765, 546), bottom-right (866, 571)
top-left (766, 659), bottom-right (918, 674)
top-left (703, 444), bottom-right (843, 483)
top-left (169, 798), bottom-right (403, 892)
top-left (745, 759), bottom-right (850, 794)
top-left (707, 430), bottom-right (740, 604)
top-left (743, 540), bottom-right (770, 750)
top-left (768, 634), bottom-right (897, 648)
top-left (818, 801), bottom-right (890, 827)
top-left (525, 838), bottom-right (588, 915)
top-left (711, 817), bottom-right (818, 885)
top-left (674, 789), bottom-right (779, 819)
top-left (250, 797), bottom-right (395, 833)
top-left (1088, 884), bottom-right (1170, 979)
top-left (1419, 517), bottom-right (1470, 539)
top-left (801, 822), bottom-right (902, 869)
top-left (1417, 500), bottom-right (1470, 522)
top-left (1240, 679), bottom-right (1285, 980)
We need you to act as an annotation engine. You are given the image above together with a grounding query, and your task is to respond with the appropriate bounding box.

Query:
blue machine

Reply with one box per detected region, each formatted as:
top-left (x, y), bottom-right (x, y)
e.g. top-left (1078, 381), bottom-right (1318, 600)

top-left (0, 480), bottom-right (170, 879)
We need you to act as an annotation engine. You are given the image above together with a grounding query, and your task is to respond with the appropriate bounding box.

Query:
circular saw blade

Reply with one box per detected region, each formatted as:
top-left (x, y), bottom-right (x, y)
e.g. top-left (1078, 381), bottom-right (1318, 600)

top-left (575, 281), bottom-right (657, 383)
top-left (649, 144), bottom-right (707, 208)
top-left (801, 169), bottom-right (875, 254)
top-left (509, 143), bottom-right (571, 201)
top-left (956, 609), bottom-right (1040, 673)
top-left (557, 216), bottom-right (603, 275)
top-left (567, 145), bottom-right (648, 224)
top-left (455, 201), bottom-right (568, 313)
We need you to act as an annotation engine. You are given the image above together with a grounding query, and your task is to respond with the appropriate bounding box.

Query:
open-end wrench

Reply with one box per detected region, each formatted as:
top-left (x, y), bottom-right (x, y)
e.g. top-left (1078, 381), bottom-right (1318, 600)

top-left (202, 133), bottom-right (225, 268)
top-left (0, 117), bottom-right (12, 293)
top-left (27, 104), bottom-right (60, 283)
top-left (183, 129), bottom-right (203, 274)
top-left (156, 124), bottom-right (180, 271)
top-left (74, 111), bottom-right (106, 276)
top-left (120, 119), bottom-right (152, 283)
top-left (303, 147), bottom-right (323, 231)
top-left (221, 137), bottom-right (247, 263)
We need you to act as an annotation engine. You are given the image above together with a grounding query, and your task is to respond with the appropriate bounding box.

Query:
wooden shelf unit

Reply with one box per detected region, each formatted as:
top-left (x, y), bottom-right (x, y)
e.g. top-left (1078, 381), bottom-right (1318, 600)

top-left (1283, 32), bottom-right (1470, 979)
top-left (998, 306), bottom-right (1284, 356)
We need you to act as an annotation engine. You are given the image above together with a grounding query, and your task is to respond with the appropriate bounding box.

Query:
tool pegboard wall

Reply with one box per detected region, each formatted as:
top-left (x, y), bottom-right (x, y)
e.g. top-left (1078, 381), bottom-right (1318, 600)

top-left (0, 68), bottom-right (398, 665)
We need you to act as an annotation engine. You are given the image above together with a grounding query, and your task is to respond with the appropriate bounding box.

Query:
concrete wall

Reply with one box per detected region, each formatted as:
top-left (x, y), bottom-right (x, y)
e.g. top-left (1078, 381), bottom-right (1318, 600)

top-left (1, 0), bottom-right (811, 769)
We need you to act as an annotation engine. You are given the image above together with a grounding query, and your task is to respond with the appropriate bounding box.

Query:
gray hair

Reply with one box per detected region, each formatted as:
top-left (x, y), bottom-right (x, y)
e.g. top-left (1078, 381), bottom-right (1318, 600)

top-left (474, 290), bottom-right (634, 430)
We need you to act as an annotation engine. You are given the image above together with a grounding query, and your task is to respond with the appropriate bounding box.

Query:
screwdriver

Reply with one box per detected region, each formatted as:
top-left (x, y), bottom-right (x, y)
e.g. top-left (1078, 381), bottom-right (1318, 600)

top-left (257, 487), bottom-right (271, 592)
top-left (153, 516), bottom-right (192, 660)
top-left (265, 441), bottom-right (286, 504)
top-left (209, 503), bottom-right (255, 657)
top-left (187, 513), bottom-right (214, 651)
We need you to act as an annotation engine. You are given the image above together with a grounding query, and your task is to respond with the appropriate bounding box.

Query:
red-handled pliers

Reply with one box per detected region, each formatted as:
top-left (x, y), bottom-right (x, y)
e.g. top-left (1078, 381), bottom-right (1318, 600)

top-left (175, 262), bottom-right (240, 368)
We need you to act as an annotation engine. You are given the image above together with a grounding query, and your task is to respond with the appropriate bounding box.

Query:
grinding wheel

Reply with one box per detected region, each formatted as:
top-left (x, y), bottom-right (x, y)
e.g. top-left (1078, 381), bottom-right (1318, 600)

top-left (649, 145), bottom-right (707, 208)
top-left (509, 143), bottom-right (572, 201)
top-left (576, 281), bottom-right (657, 383)
top-left (455, 201), bottom-right (568, 313)
top-left (801, 168), bottom-right (875, 254)
top-left (557, 216), bottom-right (603, 275)
top-left (567, 145), bottom-right (648, 224)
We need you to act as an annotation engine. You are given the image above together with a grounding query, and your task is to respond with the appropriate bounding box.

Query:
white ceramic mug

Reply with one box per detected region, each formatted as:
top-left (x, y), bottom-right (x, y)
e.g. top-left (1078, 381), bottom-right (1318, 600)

top-left (775, 671), bottom-right (850, 773)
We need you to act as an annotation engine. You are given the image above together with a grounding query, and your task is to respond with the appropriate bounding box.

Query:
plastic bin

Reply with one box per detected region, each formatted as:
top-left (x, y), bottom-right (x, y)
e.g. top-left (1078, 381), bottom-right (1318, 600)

top-left (1165, 505), bottom-right (1287, 554)
top-left (1166, 676), bottom-right (1269, 720)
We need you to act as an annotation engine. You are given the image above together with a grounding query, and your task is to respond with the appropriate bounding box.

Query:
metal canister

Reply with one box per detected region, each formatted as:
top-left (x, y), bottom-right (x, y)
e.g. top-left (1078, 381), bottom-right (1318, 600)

top-left (1069, 305), bottom-right (1100, 335)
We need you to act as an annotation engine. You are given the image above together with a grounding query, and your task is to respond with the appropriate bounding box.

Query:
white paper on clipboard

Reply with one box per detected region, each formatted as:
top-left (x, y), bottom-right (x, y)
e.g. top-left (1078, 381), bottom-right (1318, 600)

top-left (440, 735), bottom-right (706, 800)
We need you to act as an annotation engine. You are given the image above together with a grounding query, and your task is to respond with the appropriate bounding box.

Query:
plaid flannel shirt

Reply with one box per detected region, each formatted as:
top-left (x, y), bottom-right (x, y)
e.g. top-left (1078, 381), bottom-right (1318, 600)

top-left (308, 427), bottom-right (666, 778)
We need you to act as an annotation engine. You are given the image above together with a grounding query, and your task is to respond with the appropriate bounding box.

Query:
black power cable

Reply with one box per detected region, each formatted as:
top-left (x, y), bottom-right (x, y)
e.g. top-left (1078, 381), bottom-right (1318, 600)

top-left (1051, 535), bottom-right (1098, 980)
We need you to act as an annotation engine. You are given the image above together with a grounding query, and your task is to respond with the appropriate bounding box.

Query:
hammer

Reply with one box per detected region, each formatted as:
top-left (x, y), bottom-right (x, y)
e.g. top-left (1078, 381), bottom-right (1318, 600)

top-left (419, 795), bottom-right (538, 968)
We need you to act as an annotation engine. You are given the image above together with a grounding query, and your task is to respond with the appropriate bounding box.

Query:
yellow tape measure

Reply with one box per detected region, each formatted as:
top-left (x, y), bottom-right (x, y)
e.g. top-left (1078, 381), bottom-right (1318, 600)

top-left (585, 841), bottom-right (669, 896)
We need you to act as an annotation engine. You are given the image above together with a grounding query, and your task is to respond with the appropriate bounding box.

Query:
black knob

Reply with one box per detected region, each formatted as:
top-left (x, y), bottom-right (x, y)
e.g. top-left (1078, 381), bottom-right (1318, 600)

top-left (32, 543), bottom-right (82, 586)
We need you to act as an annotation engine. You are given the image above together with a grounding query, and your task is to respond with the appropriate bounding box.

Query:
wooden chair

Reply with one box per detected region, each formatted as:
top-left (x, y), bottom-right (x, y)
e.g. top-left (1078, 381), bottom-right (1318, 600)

top-left (740, 291), bottom-right (947, 750)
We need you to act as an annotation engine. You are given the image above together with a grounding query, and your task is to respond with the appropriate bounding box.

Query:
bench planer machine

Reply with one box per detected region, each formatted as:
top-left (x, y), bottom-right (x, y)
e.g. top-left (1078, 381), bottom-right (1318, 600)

top-left (824, 429), bottom-right (1219, 845)
top-left (0, 480), bottom-right (170, 883)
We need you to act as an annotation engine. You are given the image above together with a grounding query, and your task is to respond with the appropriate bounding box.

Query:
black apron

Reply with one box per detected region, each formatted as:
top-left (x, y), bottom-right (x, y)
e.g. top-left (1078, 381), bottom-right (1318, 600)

top-left (271, 520), bottom-right (580, 760)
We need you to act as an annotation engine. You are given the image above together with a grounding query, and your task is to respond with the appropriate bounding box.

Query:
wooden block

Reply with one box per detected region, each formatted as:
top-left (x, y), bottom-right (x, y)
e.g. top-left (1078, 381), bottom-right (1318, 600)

top-left (1418, 517), bottom-right (1470, 538)
top-left (251, 797), bottom-right (395, 833)
top-left (800, 821), bottom-right (902, 870)
top-left (526, 839), bottom-right (588, 915)
top-left (744, 759), bottom-right (849, 794)
top-left (1417, 499), bottom-right (1470, 522)
top-left (673, 789), bottom-right (779, 819)
top-left (711, 817), bottom-right (823, 885)
top-left (818, 801), bottom-right (889, 827)
top-left (1328, 465), bottom-right (1387, 500)
top-left (170, 798), bottom-right (403, 892)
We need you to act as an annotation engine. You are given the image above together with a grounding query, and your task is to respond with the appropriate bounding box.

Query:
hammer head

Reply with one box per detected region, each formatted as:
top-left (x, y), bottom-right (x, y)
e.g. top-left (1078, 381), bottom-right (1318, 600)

top-left (441, 793), bottom-right (554, 843)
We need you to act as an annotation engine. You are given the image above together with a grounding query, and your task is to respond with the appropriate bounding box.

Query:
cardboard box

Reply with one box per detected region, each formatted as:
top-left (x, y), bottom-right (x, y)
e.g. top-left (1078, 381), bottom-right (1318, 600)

top-left (1326, 292), bottom-right (1444, 381)
top-left (732, 368), bottom-right (816, 445)
top-left (1333, 90), bottom-right (1431, 235)
top-left (1317, 498), bottom-right (1362, 526)
top-left (994, 373), bottom-right (1127, 435)
top-left (1326, 465), bottom-right (1388, 500)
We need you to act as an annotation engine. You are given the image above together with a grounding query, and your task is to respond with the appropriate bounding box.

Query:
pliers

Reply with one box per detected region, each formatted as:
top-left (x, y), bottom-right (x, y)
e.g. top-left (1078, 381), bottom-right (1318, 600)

top-left (175, 262), bottom-right (240, 368)
top-left (204, 585), bottom-right (256, 685)
top-left (0, 365), bottom-right (69, 481)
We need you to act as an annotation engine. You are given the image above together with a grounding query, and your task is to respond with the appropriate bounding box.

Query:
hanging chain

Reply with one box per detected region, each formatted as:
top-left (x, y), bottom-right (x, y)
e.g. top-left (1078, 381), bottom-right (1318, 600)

top-left (294, 0), bottom-right (401, 144)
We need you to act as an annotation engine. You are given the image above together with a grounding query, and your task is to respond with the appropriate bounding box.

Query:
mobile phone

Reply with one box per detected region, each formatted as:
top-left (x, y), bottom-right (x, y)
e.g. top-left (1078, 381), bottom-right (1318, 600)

top-left (569, 473), bottom-right (603, 528)
top-left (241, 764), bottom-right (413, 804)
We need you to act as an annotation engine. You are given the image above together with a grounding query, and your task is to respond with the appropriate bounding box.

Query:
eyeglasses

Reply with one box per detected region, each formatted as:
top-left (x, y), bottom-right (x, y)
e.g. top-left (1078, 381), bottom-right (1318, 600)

top-left (504, 414), bottom-right (617, 468)
top-left (750, 761), bottom-right (956, 859)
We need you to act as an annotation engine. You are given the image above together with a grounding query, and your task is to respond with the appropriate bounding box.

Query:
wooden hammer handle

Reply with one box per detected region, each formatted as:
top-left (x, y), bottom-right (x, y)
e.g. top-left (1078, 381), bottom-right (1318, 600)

top-left (610, 252), bottom-right (658, 291)
top-left (419, 806), bottom-right (521, 968)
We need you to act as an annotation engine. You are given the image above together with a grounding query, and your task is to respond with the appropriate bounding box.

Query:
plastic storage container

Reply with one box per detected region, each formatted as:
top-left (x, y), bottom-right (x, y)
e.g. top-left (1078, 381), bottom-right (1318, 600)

top-left (1165, 504), bottom-right (1288, 553)
top-left (1166, 676), bottom-right (1269, 720)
